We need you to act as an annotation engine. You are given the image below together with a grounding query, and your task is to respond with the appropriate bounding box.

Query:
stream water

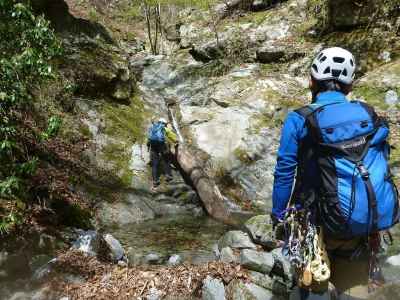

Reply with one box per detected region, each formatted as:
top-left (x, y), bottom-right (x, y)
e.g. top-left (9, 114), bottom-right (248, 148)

top-left (108, 215), bottom-right (231, 265)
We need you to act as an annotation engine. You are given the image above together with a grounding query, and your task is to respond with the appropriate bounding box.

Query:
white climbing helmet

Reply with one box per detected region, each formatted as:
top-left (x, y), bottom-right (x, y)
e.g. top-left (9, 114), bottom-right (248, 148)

top-left (158, 118), bottom-right (167, 124)
top-left (311, 47), bottom-right (356, 85)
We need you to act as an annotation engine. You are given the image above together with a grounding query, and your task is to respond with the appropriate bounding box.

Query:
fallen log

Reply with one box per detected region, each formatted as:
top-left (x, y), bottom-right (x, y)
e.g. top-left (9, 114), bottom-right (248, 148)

top-left (175, 145), bottom-right (234, 224)
top-left (167, 103), bottom-right (235, 225)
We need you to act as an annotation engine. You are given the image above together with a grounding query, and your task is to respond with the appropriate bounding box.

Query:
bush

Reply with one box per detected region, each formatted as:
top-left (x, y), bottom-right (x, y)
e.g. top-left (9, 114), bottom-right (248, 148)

top-left (0, 0), bottom-right (61, 231)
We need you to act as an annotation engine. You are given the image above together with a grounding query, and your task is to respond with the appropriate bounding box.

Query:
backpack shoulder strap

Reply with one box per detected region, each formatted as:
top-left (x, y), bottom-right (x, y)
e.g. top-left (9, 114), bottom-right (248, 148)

top-left (294, 105), bottom-right (323, 142)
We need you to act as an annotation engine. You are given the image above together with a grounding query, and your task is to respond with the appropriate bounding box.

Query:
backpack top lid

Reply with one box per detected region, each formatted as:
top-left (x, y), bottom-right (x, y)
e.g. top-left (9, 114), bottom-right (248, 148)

top-left (314, 101), bottom-right (375, 144)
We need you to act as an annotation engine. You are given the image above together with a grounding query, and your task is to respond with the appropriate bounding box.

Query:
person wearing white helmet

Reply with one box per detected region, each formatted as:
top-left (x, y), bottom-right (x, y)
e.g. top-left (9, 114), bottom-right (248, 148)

top-left (272, 47), bottom-right (395, 299)
top-left (147, 117), bottom-right (177, 189)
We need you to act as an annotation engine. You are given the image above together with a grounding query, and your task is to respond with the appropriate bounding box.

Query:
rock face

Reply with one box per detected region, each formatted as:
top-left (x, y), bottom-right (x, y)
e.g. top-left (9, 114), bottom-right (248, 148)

top-left (327, 0), bottom-right (399, 30)
top-left (31, 0), bottom-right (113, 42)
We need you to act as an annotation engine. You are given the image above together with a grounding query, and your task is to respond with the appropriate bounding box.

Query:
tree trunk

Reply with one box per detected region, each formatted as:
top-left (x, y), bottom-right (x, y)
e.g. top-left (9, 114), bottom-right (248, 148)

top-left (167, 104), bottom-right (235, 225)
top-left (175, 145), bottom-right (235, 225)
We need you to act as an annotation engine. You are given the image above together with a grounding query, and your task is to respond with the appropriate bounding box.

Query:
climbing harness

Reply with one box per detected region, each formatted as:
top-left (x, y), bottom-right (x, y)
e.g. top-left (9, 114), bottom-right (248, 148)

top-left (282, 207), bottom-right (330, 288)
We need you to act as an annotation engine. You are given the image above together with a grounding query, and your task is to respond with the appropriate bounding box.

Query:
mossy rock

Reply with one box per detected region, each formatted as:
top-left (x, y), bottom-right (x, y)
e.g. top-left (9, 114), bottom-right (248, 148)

top-left (244, 215), bottom-right (277, 249)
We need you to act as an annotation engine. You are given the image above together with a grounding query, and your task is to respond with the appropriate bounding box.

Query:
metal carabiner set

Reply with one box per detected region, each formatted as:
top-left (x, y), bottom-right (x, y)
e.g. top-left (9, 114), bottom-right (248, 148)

top-left (282, 208), bottom-right (331, 287)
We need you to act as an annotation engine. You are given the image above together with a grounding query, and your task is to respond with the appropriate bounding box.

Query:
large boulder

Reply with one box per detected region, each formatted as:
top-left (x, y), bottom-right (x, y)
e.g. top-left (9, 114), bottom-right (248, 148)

top-left (240, 249), bottom-right (275, 274)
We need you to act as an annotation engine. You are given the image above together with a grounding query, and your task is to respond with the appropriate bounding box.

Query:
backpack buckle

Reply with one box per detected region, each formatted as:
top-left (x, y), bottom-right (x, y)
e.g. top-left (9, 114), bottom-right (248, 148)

top-left (357, 163), bottom-right (369, 179)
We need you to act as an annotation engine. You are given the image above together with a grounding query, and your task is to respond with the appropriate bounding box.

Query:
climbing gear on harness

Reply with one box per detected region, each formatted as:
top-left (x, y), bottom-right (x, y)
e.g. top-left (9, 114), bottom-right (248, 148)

top-left (294, 100), bottom-right (399, 238)
top-left (282, 208), bottom-right (331, 289)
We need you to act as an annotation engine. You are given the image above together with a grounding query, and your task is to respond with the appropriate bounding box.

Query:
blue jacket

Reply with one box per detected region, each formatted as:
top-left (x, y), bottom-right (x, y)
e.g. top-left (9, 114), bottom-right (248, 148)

top-left (272, 91), bottom-right (349, 218)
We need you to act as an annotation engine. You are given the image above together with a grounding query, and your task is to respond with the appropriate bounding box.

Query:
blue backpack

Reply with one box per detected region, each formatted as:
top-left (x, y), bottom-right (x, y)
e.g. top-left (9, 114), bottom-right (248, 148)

top-left (294, 101), bottom-right (399, 238)
top-left (148, 122), bottom-right (166, 144)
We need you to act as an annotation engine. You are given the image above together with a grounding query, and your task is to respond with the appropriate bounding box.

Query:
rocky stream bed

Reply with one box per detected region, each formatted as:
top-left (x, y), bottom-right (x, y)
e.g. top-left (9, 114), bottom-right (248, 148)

top-left (1, 0), bottom-right (400, 299)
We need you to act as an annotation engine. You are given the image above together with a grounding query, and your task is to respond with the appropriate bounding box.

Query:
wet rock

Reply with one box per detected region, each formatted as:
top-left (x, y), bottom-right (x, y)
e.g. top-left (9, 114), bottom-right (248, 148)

top-left (102, 234), bottom-right (125, 262)
top-left (385, 90), bottom-right (398, 106)
top-left (227, 279), bottom-right (275, 300)
top-left (202, 276), bottom-right (226, 300)
top-left (218, 231), bottom-right (257, 251)
top-left (240, 249), bottom-right (275, 274)
top-left (220, 247), bottom-right (238, 263)
top-left (244, 215), bottom-right (277, 249)
top-left (167, 254), bottom-right (182, 266)
top-left (71, 230), bottom-right (100, 256)
top-left (144, 253), bottom-right (162, 264)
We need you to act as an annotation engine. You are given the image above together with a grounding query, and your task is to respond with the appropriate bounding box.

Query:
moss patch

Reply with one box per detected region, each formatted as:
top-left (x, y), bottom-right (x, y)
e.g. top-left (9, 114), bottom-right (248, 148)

top-left (352, 86), bottom-right (400, 110)
top-left (100, 94), bottom-right (149, 187)
top-left (103, 94), bottom-right (148, 144)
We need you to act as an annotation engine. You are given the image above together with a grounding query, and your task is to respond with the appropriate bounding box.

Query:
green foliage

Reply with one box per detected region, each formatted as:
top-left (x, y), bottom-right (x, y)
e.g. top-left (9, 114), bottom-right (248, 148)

top-left (0, 210), bottom-right (22, 235)
top-left (41, 116), bottom-right (62, 140)
top-left (0, 0), bottom-right (61, 201)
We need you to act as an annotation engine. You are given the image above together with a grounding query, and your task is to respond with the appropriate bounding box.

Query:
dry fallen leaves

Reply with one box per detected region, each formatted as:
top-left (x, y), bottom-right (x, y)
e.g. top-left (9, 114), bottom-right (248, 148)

top-left (46, 250), bottom-right (248, 300)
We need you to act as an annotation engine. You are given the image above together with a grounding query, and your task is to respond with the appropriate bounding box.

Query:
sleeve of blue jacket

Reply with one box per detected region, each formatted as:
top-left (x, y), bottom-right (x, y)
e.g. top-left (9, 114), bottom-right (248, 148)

top-left (272, 111), bottom-right (307, 218)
